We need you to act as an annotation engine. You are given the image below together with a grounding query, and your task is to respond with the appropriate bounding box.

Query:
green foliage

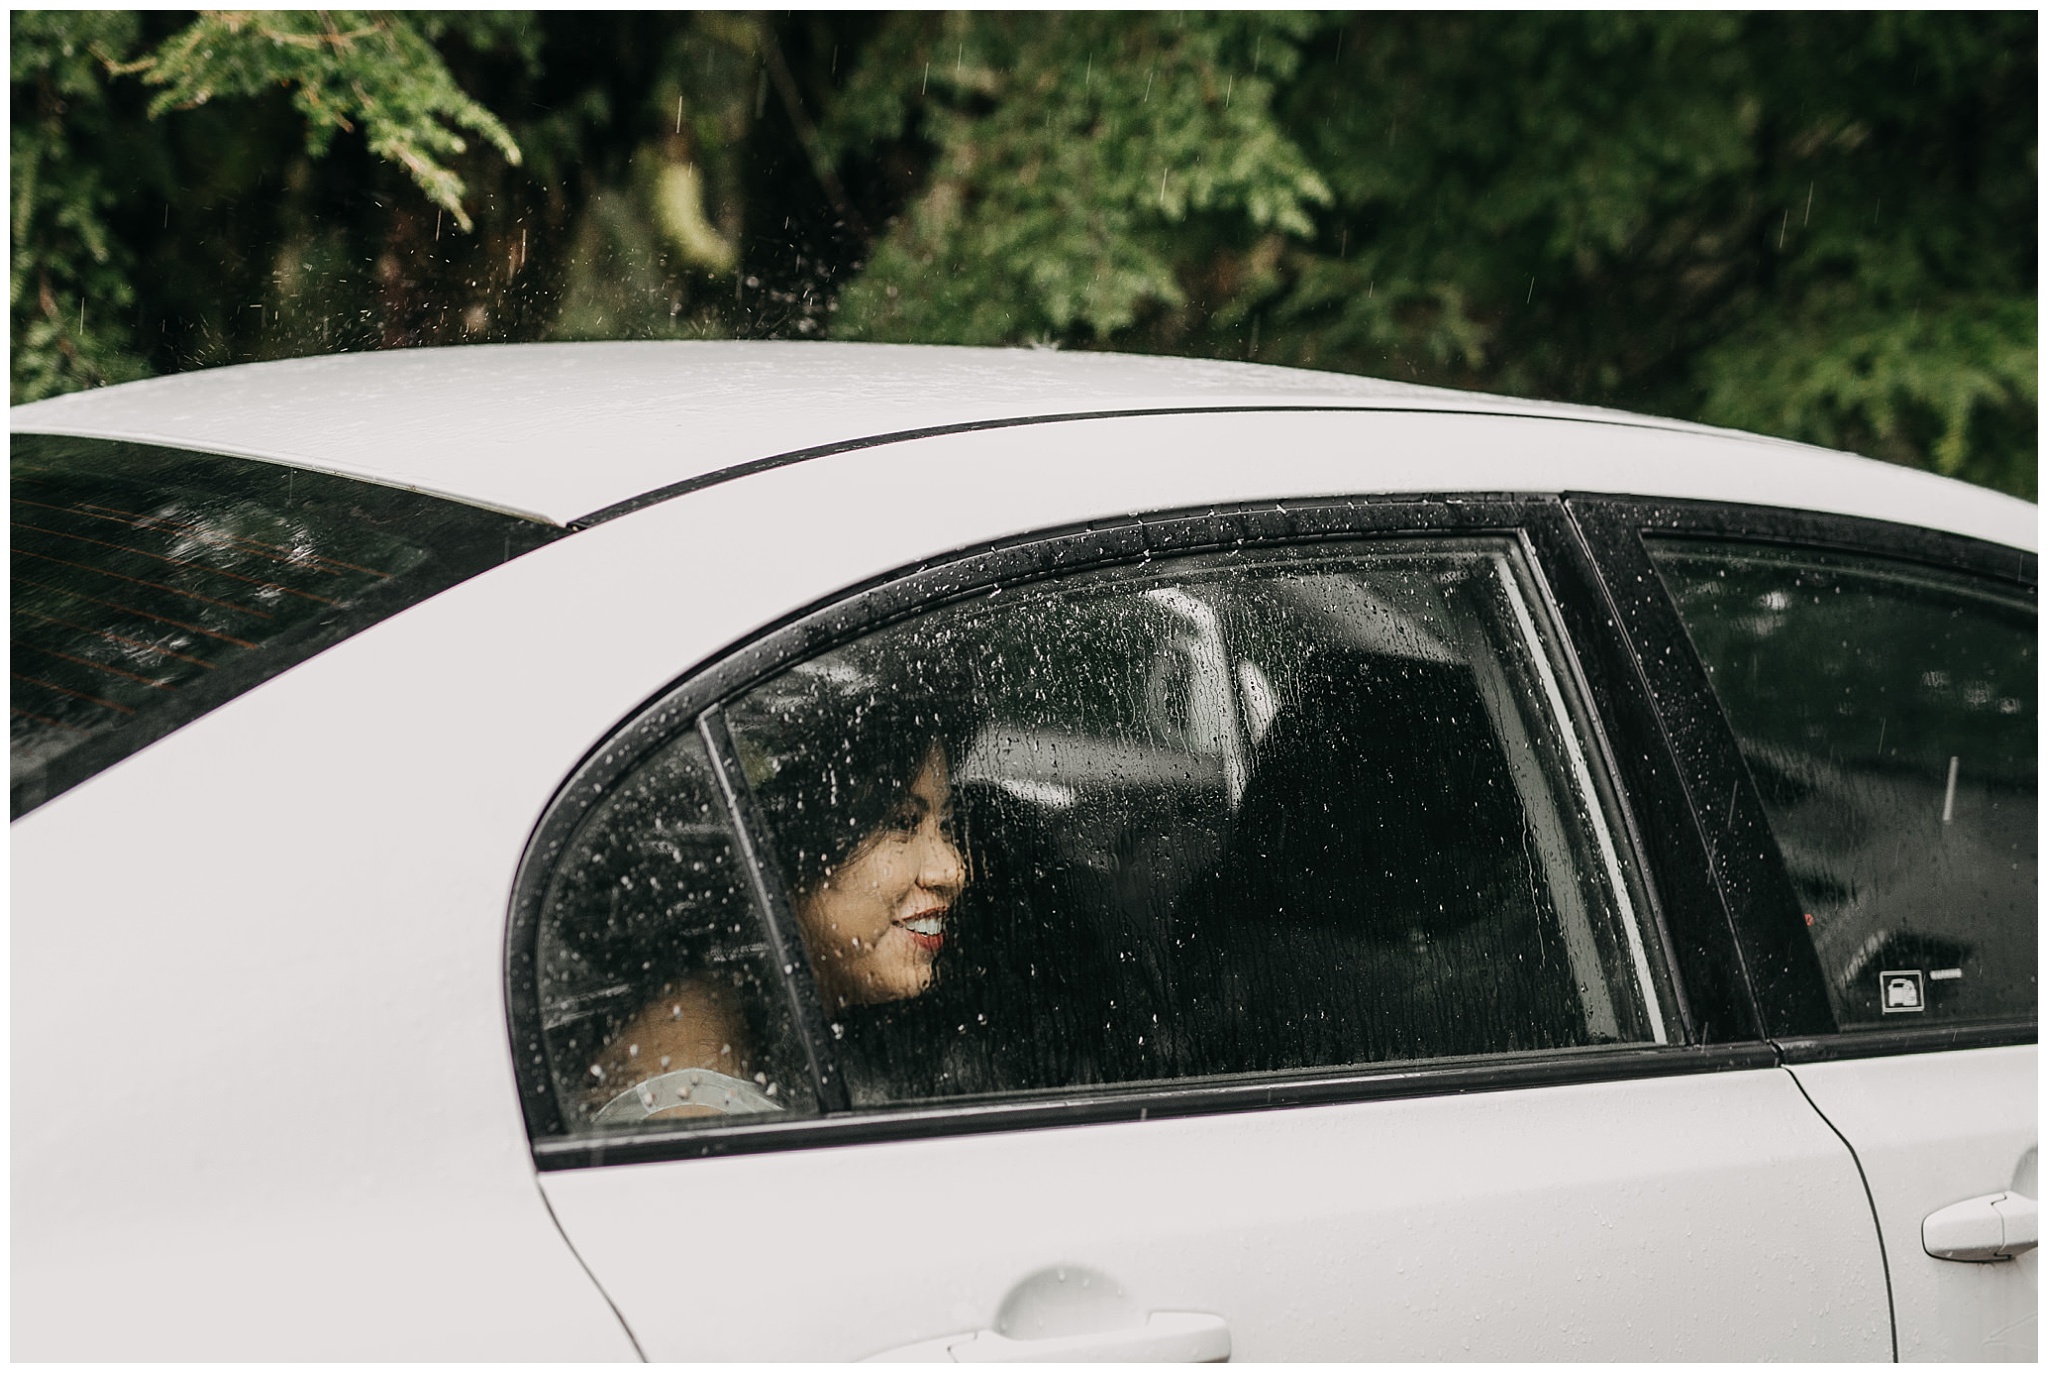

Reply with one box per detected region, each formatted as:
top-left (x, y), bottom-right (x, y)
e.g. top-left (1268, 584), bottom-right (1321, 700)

top-left (134, 11), bottom-right (521, 230)
top-left (828, 12), bottom-right (1333, 343)
top-left (11, 11), bottom-right (151, 400)
top-left (1288, 11), bottom-right (2037, 496)
top-left (829, 11), bottom-right (2034, 495)
top-left (8, 12), bottom-right (2035, 497)
top-left (1682, 14), bottom-right (2038, 496)
top-left (548, 17), bottom-right (766, 339)
top-left (1696, 293), bottom-right (2037, 494)
top-left (10, 8), bottom-right (531, 402)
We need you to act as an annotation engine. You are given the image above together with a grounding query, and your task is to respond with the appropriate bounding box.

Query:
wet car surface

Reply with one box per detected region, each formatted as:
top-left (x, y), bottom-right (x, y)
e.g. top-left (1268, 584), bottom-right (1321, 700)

top-left (11, 342), bottom-right (2035, 1359)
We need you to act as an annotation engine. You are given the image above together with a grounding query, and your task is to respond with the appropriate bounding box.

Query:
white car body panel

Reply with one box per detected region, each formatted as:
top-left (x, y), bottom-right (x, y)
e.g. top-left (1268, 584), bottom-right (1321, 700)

top-left (11, 349), bottom-right (2033, 1357)
top-left (6, 340), bottom-right (1648, 523)
top-left (8, 342), bottom-right (2035, 551)
top-left (1791, 1047), bottom-right (2038, 1361)
top-left (9, 557), bottom-right (649, 1356)
top-left (541, 1069), bottom-right (1889, 1361)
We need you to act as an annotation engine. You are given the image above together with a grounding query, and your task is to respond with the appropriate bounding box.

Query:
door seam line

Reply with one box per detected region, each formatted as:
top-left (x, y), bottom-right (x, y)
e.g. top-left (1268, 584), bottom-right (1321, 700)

top-left (534, 1176), bottom-right (650, 1362)
top-left (1780, 1056), bottom-right (1899, 1361)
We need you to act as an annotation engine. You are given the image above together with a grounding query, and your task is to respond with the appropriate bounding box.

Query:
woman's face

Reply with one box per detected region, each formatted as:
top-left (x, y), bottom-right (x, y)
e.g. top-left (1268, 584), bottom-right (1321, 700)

top-left (797, 747), bottom-right (967, 1010)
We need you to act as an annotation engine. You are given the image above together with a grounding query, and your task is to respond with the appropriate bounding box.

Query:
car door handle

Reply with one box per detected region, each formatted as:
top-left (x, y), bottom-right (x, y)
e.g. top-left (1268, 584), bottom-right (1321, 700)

top-left (867, 1311), bottom-right (1230, 1363)
top-left (1922, 1190), bottom-right (2038, 1261)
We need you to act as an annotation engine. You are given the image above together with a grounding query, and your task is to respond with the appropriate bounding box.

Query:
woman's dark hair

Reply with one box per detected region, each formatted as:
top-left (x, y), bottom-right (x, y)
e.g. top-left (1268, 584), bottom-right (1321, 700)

top-left (728, 632), bottom-right (979, 895)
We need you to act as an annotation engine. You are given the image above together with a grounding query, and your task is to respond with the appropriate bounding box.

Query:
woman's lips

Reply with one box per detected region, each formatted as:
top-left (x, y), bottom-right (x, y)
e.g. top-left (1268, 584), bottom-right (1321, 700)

top-left (897, 909), bottom-right (948, 953)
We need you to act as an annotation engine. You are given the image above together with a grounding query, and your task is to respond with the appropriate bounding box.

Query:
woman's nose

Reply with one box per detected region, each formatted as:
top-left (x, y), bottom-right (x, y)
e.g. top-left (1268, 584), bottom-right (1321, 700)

top-left (916, 827), bottom-right (966, 894)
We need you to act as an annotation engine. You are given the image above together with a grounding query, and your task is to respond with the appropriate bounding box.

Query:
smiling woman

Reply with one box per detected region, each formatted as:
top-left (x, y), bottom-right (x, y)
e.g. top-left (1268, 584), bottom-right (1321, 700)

top-left (727, 646), bottom-right (979, 1008)
top-left (791, 746), bottom-right (968, 1009)
top-left (545, 642), bottom-right (980, 1129)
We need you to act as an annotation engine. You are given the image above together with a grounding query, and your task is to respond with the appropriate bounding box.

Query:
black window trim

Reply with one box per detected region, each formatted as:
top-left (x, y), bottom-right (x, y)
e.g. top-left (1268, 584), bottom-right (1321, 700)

top-left (507, 493), bottom-right (1767, 1169)
top-left (533, 1042), bottom-right (1781, 1170)
top-left (698, 704), bottom-right (852, 1112)
top-left (1566, 494), bottom-right (2038, 1064)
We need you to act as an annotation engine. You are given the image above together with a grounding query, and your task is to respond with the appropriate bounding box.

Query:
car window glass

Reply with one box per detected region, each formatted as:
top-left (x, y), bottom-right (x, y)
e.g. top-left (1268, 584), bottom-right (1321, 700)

top-left (532, 730), bottom-right (819, 1134)
top-left (10, 435), bottom-right (560, 817)
top-left (1648, 539), bottom-right (2036, 1027)
top-left (723, 539), bottom-right (1667, 1107)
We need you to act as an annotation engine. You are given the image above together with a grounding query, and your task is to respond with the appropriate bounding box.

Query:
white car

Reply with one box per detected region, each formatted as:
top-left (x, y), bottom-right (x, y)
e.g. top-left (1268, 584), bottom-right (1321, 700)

top-left (11, 342), bottom-right (2035, 1360)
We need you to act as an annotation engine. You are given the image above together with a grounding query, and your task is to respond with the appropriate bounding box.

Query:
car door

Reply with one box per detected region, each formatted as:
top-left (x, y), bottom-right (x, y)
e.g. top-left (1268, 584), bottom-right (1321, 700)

top-left (511, 460), bottom-right (1890, 1359)
top-left (1573, 496), bottom-right (2038, 1362)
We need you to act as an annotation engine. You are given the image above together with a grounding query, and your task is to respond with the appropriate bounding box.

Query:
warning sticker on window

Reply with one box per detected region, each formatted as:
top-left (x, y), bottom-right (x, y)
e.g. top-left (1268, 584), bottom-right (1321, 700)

top-left (1879, 969), bottom-right (1926, 1013)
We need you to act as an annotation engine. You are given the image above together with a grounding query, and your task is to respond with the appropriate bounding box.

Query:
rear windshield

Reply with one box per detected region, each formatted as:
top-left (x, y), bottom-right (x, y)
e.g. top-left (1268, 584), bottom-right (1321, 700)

top-left (11, 435), bottom-right (563, 817)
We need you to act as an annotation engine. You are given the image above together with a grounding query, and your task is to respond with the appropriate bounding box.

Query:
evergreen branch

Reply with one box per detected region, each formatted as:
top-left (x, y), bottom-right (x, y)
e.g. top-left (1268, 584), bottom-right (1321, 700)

top-left (133, 10), bottom-right (522, 230)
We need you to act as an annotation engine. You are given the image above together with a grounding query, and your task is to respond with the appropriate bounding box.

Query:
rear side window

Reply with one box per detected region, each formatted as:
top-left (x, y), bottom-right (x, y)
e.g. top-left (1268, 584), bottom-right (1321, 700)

top-left (1649, 539), bottom-right (2036, 1028)
top-left (719, 538), bottom-right (1666, 1106)
top-left (10, 435), bottom-right (561, 816)
top-left (518, 531), bottom-right (1676, 1148)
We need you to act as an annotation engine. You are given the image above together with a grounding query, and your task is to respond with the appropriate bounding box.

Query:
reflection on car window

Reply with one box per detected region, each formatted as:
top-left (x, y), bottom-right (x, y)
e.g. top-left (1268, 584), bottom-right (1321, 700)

top-left (1650, 540), bottom-right (2037, 1028)
top-left (9, 435), bottom-right (561, 817)
top-left (726, 540), bottom-right (1666, 1106)
top-left (533, 731), bottom-right (818, 1133)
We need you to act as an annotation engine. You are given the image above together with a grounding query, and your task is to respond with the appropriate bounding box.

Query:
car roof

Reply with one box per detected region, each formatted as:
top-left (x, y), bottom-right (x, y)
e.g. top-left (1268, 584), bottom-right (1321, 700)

top-left (9, 340), bottom-right (2034, 547)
